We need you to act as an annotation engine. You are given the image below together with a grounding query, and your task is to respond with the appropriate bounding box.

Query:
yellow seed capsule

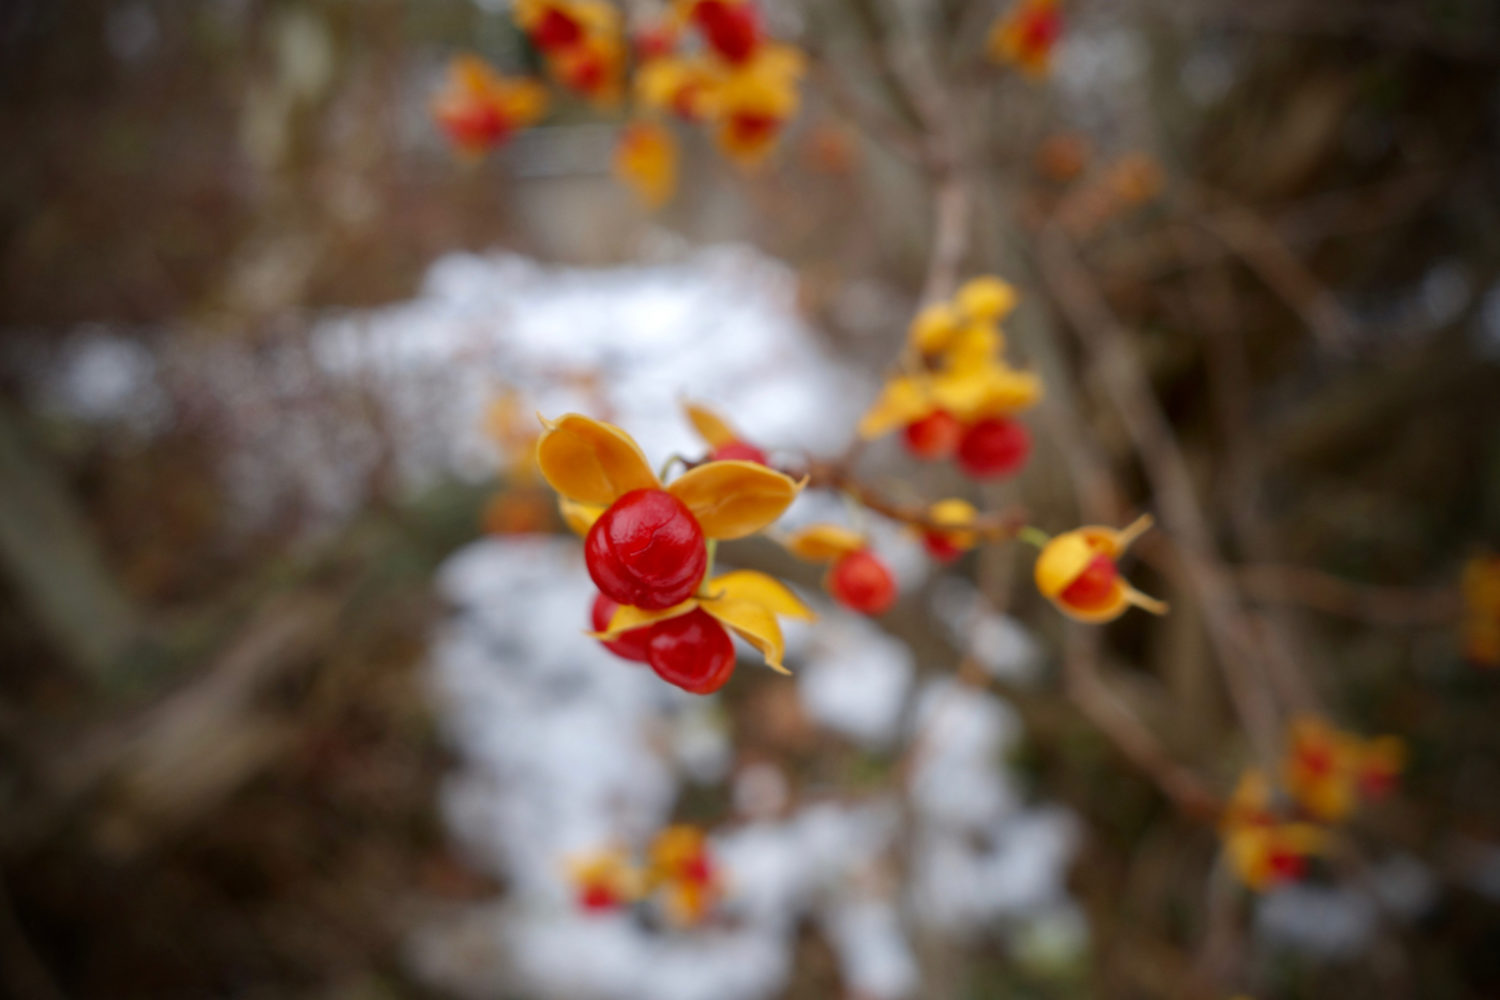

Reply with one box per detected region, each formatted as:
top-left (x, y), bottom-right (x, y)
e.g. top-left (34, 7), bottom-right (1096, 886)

top-left (1033, 516), bottom-right (1166, 623)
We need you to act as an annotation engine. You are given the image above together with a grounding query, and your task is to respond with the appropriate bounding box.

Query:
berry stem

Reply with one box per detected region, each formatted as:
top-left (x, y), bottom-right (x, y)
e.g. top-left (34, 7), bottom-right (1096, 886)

top-left (1017, 524), bottom-right (1051, 549)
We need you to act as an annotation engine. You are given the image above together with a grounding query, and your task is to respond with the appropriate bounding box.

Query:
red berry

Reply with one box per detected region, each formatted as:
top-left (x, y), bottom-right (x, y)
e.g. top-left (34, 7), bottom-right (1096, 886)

top-left (922, 531), bottom-right (964, 563)
top-left (681, 853), bottom-right (714, 885)
top-left (710, 440), bottom-right (768, 465)
top-left (1360, 769), bottom-right (1397, 799)
top-left (585, 489), bottom-right (707, 610)
top-left (561, 50), bottom-right (606, 93)
top-left (725, 110), bottom-right (779, 148)
top-left (1020, 8), bottom-right (1062, 55)
top-left (532, 6), bottom-right (585, 51)
top-left (828, 550), bottom-right (897, 615)
top-left (439, 104), bottom-right (512, 151)
top-left (646, 609), bottom-right (737, 694)
top-left (956, 417), bottom-right (1031, 479)
top-left (1059, 552), bottom-right (1117, 611)
top-left (591, 593), bottom-right (651, 663)
top-left (579, 884), bottom-right (621, 911)
top-left (694, 0), bottom-right (760, 64)
top-left (634, 25), bottom-right (677, 61)
top-left (1299, 744), bottom-right (1336, 778)
top-left (1267, 849), bottom-right (1306, 884)
top-left (902, 410), bottom-right (963, 460)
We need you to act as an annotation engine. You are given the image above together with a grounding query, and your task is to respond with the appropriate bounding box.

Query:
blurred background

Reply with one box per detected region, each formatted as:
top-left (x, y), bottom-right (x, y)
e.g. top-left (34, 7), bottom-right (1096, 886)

top-left (2, 1), bottom-right (1499, 998)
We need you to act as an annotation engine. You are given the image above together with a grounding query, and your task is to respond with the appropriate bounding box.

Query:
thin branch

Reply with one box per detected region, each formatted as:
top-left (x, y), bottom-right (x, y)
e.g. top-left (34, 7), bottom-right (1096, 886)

top-left (801, 457), bottom-right (1028, 539)
top-left (1236, 564), bottom-right (1461, 626)
top-left (1063, 627), bottom-right (1223, 822)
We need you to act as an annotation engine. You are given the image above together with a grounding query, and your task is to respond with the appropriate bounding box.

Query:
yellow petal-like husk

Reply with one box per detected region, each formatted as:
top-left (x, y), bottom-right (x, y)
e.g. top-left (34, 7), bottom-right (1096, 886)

top-left (1033, 532), bottom-right (1096, 600)
top-left (857, 376), bottom-right (933, 439)
top-left (597, 598), bottom-right (697, 639)
top-left (929, 498), bottom-right (978, 527)
top-left (1123, 585), bottom-right (1169, 616)
top-left (707, 570), bottom-right (815, 621)
top-left (496, 78), bottom-right (550, 126)
top-left (665, 461), bottom-right (801, 540)
top-left (701, 597), bottom-right (790, 674)
top-left (783, 524), bottom-right (867, 563)
top-left (955, 276), bottom-right (1018, 323)
top-left (535, 413), bottom-right (659, 506)
top-left (558, 496), bottom-right (605, 537)
top-left (943, 323), bottom-right (1005, 372)
top-left (683, 401), bottom-right (739, 448)
top-left (933, 364), bottom-right (1042, 419)
top-left (927, 498), bottom-right (980, 549)
top-left (614, 119), bottom-right (678, 209)
top-left (1104, 514), bottom-right (1154, 555)
top-left (908, 303), bottom-right (959, 355)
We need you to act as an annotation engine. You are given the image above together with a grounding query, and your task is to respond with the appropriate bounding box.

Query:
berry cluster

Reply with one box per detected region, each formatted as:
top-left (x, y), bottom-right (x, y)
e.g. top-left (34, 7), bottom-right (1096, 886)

top-left (536, 413), bottom-right (810, 695)
top-left (1221, 716), bottom-right (1403, 891)
top-left (860, 276), bottom-right (1042, 481)
top-left (566, 825), bottom-right (723, 925)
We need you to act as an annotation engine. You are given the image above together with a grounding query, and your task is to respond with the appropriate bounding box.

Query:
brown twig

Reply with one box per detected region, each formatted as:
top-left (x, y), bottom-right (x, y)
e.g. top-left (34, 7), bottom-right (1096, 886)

top-left (1235, 564), bottom-right (1461, 626)
top-left (1191, 191), bottom-right (1359, 354)
top-left (1063, 627), bottom-right (1223, 822)
top-left (800, 457), bottom-right (1028, 539)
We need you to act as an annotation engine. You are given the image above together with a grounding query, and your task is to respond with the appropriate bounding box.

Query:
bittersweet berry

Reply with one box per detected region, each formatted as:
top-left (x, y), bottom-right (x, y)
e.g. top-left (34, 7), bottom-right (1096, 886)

top-left (694, 0), bottom-right (760, 64)
top-left (902, 409), bottom-right (963, 460)
top-left (1058, 552), bottom-right (1117, 613)
top-left (579, 883), bottom-right (624, 911)
top-left (440, 104), bottom-right (512, 150)
top-left (646, 608), bottom-right (737, 694)
top-left (956, 416), bottom-right (1030, 478)
top-left (710, 440), bottom-right (769, 465)
top-left (533, 6), bottom-right (584, 51)
top-left (591, 593), bottom-right (652, 662)
top-left (828, 550), bottom-right (897, 615)
top-left (585, 489), bottom-right (707, 610)
top-left (922, 531), bottom-right (965, 563)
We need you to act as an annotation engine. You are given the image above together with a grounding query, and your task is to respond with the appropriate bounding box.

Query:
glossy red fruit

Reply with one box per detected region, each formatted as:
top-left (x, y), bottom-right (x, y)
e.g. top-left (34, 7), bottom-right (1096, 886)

top-left (956, 417), bottom-right (1031, 479)
top-left (725, 110), bottom-right (778, 148)
top-left (585, 489), bottom-right (707, 610)
top-left (579, 884), bottom-right (622, 911)
top-left (532, 7), bottom-right (585, 51)
top-left (710, 440), bottom-right (768, 465)
top-left (922, 531), bottom-right (964, 563)
top-left (693, 0), bottom-right (760, 64)
top-left (1058, 552), bottom-right (1117, 612)
top-left (828, 550), bottom-right (897, 615)
top-left (902, 410), bottom-right (963, 460)
top-left (591, 593), bottom-right (652, 663)
top-left (1020, 8), bottom-right (1062, 54)
top-left (646, 609), bottom-right (737, 694)
top-left (634, 25), bottom-right (677, 61)
top-left (439, 104), bottom-right (511, 151)
top-left (1267, 848), bottom-right (1306, 884)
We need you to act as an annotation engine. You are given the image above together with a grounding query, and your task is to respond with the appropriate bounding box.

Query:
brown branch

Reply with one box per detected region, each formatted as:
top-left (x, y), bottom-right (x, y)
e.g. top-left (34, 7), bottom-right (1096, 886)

top-left (801, 46), bottom-right (928, 165)
top-left (1063, 628), bottom-right (1223, 823)
top-left (800, 457), bottom-right (1028, 539)
top-left (1236, 564), bottom-right (1461, 626)
top-left (1192, 193), bottom-right (1359, 354)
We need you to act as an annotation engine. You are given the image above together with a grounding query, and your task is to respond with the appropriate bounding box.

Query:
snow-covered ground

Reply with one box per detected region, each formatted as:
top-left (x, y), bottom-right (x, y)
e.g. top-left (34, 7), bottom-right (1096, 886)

top-left (413, 535), bottom-right (1081, 1000)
